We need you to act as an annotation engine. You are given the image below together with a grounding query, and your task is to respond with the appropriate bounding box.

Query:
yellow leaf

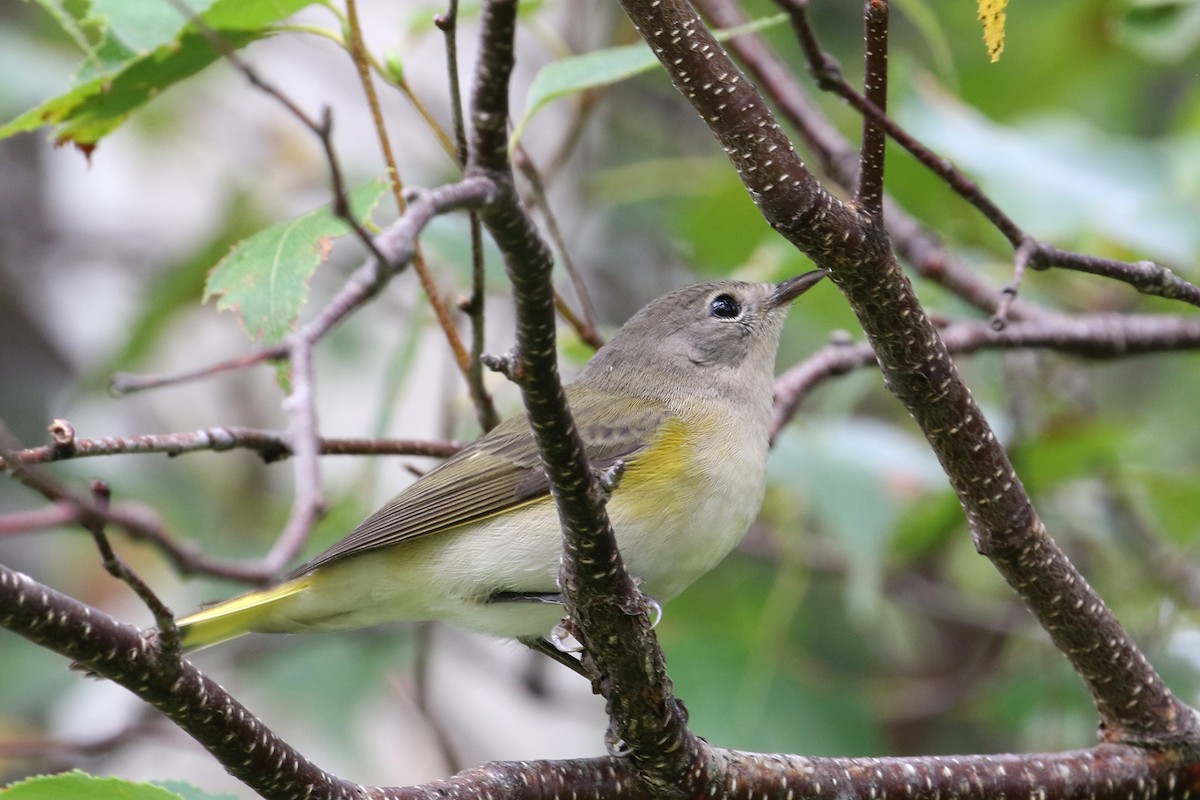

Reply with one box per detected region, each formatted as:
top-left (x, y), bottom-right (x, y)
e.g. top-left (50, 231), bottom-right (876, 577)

top-left (977, 0), bottom-right (1008, 62)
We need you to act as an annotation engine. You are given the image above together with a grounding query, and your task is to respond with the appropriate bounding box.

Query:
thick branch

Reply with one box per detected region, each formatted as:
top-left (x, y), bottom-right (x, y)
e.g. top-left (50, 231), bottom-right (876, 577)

top-left (3, 559), bottom-right (1197, 798)
top-left (0, 564), bottom-right (360, 800)
top-left (466, 0), bottom-right (696, 789)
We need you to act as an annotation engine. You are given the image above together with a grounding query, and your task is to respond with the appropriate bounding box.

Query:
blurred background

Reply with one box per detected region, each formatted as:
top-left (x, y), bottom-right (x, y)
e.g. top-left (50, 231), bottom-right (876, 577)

top-left (1, 0), bottom-right (1200, 796)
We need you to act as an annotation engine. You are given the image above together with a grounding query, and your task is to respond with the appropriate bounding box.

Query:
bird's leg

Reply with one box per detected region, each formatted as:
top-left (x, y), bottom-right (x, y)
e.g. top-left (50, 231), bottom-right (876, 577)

top-left (487, 590), bottom-right (592, 678)
top-left (520, 636), bottom-right (591, 678)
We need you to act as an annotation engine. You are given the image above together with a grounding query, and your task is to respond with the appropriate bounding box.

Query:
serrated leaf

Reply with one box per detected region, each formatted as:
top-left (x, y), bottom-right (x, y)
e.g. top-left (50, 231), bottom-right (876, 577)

top-left (977, 0), bottom-right (1008, 62)
top-left (204, 180), bottom-right (389, 344)
top-left (3, 0), bottom-right (319, 149)
top-left (2, 770), bottom-right (183, 800)
top-left (511, 13), bottom-right (787, 147)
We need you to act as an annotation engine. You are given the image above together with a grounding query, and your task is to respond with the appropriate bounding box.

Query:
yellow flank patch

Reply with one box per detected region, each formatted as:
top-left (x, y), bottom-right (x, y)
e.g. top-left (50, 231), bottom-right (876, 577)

top-left (177, 575), bottom-right (314, 650)
top-left (618, 417), bottom-right (699, 514)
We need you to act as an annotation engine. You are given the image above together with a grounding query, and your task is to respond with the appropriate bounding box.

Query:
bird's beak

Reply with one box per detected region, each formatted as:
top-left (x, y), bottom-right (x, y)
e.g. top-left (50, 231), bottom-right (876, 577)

top-left (769, 269), bottom-right (829, 309)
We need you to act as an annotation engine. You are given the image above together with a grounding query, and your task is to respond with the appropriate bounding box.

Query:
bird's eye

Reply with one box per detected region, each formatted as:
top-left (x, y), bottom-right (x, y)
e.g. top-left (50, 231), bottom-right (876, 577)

top-left (709, 294), bottom-right (741, 319)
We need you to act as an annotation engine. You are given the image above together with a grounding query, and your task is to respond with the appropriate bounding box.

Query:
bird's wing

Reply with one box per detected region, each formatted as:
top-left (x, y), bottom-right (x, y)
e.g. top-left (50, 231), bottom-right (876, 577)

top-left (294, 389), bottom-right (672, 575)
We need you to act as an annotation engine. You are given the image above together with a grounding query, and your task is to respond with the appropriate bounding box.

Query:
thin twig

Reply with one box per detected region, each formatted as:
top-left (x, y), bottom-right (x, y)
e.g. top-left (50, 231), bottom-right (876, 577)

top-left (84, 480), bottom-right (180, 652)
top-left (437, 0), bottom-right (501, 432)
top-left (344, 0), bottom-right (498, 431)
top-left (1032, 245), bottom-right (1200, 307)
top-left (856, 0), bottom-right (888, 215)
top-left (993, 238), bottom-right (1039, 329)
top-left (514, 145), bottom-right (604, 349)
top-left (779, 0), bottom-right (1025, 245)
top-left (1, 426), bottom-right (461, 470)
top-left (110, 345), bottom-right (288, 395)
top-left (771, 312), bottom-right (1200, 439)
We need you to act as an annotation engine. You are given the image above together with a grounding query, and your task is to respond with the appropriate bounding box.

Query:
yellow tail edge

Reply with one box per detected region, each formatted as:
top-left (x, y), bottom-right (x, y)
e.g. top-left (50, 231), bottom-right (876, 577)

top-left (177, 576), bottom-right (313, 651)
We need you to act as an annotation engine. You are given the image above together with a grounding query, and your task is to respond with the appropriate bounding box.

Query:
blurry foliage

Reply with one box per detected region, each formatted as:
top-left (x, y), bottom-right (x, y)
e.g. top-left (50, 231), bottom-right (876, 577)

top-left (1, 0), bottom-right (321, 147)
top-left (1, 770), bottom-right (235, 799)
top-left (1, 0), bottom-right (1200, 794)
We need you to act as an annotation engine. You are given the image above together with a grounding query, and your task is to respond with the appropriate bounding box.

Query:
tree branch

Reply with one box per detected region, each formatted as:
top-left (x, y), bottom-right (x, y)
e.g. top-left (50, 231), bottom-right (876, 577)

top-left (2, 423), bottom-right (459, 468)
top-left (855, 0), bottom-right (888, 215)
top-left (466, 0), bottom-right (697, 789)
top-left (776, 0), bottom-right (1200, 312)
top-left (772, 312), bottom-right (1200, 437)
top-left (618, 0), bottom-right (1197, 746)
top-left (692, 0), bottom-right (1045, 321)
top-left (2, 559), bottom-right (1194, 800)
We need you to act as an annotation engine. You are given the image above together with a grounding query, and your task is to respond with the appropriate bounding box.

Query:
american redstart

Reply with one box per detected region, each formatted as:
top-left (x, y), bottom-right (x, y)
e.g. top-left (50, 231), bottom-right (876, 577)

top-left (176, 270), bottom-right (827, 665)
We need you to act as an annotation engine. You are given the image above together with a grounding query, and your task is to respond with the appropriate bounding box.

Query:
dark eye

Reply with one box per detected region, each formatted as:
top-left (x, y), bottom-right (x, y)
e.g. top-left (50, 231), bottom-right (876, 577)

top-left (709, 293), bottom-right (741, 319)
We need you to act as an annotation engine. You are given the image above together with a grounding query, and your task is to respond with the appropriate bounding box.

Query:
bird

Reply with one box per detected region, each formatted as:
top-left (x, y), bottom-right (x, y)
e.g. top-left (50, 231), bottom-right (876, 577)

top-left (175, 270), bottom-right (827, 669)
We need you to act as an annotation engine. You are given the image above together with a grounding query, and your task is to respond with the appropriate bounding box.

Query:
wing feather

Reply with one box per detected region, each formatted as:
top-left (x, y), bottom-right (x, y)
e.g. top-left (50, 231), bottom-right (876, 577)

top-left (295, 388), bottom-right (672, 575)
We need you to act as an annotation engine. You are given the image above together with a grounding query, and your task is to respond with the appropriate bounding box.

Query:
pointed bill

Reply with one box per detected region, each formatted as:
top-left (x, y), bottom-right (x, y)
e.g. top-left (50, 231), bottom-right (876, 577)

top-left (769, 269), bottom-right (829, 309)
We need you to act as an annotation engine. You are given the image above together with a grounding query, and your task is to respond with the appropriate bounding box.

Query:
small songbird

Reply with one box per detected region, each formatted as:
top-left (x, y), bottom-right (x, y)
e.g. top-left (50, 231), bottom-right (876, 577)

top-left (176, 270), bottom-right (827, 666)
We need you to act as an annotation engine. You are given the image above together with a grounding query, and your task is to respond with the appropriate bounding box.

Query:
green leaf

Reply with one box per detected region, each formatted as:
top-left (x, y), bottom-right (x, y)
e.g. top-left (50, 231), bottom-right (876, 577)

top-left (891, 0), bottom-right (957, 85)
top-left (152, 781), bottom-right (239, 800)
top-left (661, 557), bottom-right (885, 755)
top-left (511, 13), bottom-right (787, 147)
top-left (897, 89), bottom-right (1200, 264)
top-left (1116, 0), bottom-right (1200, 63)
top-left (3, 0), bottom-right (319, 149)
top-left (2, 771), bottom-right (183, 800)
top-left (1011, 420), bottom-right (1129, 492)
top-left (204, 180), bottom-right (388, 344)
top-left (769, 421), bottom-right (944, 619)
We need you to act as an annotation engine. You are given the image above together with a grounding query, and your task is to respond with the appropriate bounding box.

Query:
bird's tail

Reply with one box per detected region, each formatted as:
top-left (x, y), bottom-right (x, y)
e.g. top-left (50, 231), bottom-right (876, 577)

top-left (176, 577), bottom-right (313, 651)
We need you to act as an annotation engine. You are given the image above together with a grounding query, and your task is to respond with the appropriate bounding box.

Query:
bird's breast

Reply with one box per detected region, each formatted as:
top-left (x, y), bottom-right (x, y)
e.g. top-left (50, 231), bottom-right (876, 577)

top-left (609, 401), bottom-right (771, 602)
